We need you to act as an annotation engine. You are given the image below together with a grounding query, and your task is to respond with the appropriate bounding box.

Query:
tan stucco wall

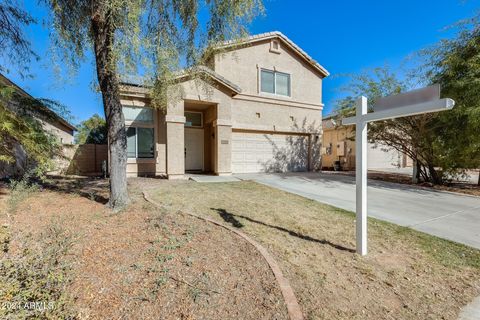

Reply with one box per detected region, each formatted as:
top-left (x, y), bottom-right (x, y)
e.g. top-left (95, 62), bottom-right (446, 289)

top-left (231, 99), bottom-right (322, 133)
top-left (120, 35), bottom-right (328, 176)
top-left (212, 39), bottom-right (323, 106)
top-left (41, 120), bottom-right (75, 144)
top-left (322, 124), bottom-right (409, 170)
top-left (120, 96), bottom-right (167, 177)
top-left (175, 79), bottom-right (233, 176)
top-left (322, 126), bottom-right (356, 170)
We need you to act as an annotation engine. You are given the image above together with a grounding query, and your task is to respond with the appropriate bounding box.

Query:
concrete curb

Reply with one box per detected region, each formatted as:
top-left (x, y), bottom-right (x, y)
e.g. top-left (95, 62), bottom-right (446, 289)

top-left (458, 295), bottom-right (480, 320)
top-left (142, 190), bottom-right (304, 320)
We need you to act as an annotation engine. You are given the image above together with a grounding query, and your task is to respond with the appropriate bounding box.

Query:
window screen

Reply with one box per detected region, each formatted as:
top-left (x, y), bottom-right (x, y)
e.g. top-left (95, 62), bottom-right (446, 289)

top-left (137, 128), bottom-right (154, 158)
top-left (127, 127), bottom-right (136, 158)
top-left (126, 127), bottom-right (155, 158)
top-left (260, 69), bottom-right (290, 96)
top-left (260, 70), bottom-right (275, 94)
top-left (275, 72), bottom-right (290, 96)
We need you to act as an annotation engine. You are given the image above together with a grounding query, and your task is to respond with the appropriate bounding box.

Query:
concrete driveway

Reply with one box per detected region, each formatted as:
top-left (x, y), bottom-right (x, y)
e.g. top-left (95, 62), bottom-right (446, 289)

top-left (234, 172), bottom-right (480, 249)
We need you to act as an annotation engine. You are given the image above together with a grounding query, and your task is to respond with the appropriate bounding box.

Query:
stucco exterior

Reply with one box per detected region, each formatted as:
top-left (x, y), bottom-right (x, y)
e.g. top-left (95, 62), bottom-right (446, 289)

top-left (0, 73), bottom-right (76, 144)
top-left (321, 117), bottom-right (411, 170)
top-left (120, 31), bottom-right (328, 178)
top-left (0, 73), bottom-right (76, 178)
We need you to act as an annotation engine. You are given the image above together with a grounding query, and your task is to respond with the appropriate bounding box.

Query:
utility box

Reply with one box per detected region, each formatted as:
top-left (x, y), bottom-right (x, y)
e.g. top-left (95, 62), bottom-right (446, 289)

top-left (337, 141), bottom-right (346, 157)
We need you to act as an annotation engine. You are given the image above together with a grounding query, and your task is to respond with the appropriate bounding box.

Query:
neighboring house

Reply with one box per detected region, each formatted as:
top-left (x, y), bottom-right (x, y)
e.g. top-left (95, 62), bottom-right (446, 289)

top-left (0, 73), bottom-right (76, 177)
top-left (0, 73), bottom-right (76, 144)
top-left (120, 31), bottom-right (329, 178)
top-left (321, 115), bottom-right (411, 170)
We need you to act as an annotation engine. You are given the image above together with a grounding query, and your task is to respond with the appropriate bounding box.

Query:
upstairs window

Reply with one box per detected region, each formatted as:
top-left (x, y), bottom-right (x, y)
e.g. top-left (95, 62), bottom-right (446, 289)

top-left (260, 69), bottom-right (291, 96)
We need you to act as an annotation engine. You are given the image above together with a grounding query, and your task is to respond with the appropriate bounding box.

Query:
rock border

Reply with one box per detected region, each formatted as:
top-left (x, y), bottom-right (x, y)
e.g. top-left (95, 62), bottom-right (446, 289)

top-left (143, 190), bottom-right (304, 320)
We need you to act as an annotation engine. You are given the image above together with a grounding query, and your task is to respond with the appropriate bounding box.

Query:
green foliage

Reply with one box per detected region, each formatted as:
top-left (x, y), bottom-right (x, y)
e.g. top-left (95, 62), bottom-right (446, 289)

top-left (42, 0), bottom-right (264, 208)
top-left (7, 170), bottom-right (41, 213)
top-left (0, 1), bottom-right (38, 77)
top-left (0, 223), bottom-right (76, 319)
top-left (421, 15), bottom-right (480, 175)
top-left (0, 86), bottom-right (64, 177)
top-left (336, 16), bottom-right (480, 184)
top-left (335, 67), bottom-right (443, 183)
top-left (75, 114), bottom-right (107, 144)
top-left (42, 0), bottom-right (264, 108)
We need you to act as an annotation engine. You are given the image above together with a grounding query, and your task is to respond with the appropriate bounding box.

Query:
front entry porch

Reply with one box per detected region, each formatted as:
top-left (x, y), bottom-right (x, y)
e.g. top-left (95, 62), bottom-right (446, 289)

top-left (165, 99), bottom-right (232, 179)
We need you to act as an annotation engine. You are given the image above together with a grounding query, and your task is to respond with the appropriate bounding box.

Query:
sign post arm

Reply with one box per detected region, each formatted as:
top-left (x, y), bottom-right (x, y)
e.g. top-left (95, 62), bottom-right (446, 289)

top-left (356, 96), bottom-right (368, 256)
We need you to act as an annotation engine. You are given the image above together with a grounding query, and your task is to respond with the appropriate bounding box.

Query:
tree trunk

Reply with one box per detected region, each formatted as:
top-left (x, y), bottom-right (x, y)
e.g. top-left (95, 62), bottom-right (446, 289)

top-left (427, 163), bottom-right (442, 185)
top-left (477, 170), bottom-right (480, 186)
top-left (91, 8), bottom-right (129, 210)
top-left (412, 159), bottom-right (420, 184)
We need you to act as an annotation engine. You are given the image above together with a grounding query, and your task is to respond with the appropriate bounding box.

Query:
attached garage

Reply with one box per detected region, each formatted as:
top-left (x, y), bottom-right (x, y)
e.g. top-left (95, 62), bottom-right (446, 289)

top-left (367, 143), bottom-right (402, 169)
top-left (231, 131), bottom-right (309, 173)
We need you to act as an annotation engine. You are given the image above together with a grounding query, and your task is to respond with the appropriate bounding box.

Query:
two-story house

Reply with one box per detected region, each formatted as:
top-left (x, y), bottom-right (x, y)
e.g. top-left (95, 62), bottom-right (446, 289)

top-left (120, 31), bottom-right (329, 179)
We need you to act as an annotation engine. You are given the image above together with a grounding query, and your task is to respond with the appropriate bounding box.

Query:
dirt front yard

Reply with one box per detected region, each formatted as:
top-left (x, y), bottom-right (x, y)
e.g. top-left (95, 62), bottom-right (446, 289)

top-left (0, 177), bottom-right (288, 319)
top-left (149, 180), bottom-right (480, 320)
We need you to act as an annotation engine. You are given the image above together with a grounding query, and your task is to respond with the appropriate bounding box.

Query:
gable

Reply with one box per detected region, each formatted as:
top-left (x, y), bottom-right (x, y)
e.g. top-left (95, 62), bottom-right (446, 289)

top-left (210, 36), bottom-right (325, 105)
top-left (211, 31), bottom-right (329, 78)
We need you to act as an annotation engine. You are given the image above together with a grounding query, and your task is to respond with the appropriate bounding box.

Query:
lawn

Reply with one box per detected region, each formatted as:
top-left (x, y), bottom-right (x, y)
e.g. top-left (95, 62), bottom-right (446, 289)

top-left (1, 176), bottom-right (479, 319)
top-left (149, 180), bottom-right (480, 320)
top-left (0, 177), bottom-right (287, 319)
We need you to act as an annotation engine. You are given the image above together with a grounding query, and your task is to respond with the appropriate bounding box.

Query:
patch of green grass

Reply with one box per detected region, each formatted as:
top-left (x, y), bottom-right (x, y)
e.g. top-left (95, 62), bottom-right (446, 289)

top-left (365, 214), bottom-right (480, 270)
top-left (405, 228), bottom-right (480, 269)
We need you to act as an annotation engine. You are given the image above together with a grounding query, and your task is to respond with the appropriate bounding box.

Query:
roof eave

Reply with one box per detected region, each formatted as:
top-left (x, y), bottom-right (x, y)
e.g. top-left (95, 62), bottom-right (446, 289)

top-left (213, 31), bottom-right (330, 78)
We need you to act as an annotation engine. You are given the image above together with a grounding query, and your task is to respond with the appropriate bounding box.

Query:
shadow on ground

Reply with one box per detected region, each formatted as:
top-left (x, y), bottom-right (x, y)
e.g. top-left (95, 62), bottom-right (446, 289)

top-left (43, 175), bottom-right (109, 205)
top-left (211, 208), bottom-right (355, 253)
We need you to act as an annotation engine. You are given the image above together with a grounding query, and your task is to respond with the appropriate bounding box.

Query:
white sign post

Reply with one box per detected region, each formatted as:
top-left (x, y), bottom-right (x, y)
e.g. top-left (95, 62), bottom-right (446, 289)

top-left (342, 85), bottom-right (455, 256)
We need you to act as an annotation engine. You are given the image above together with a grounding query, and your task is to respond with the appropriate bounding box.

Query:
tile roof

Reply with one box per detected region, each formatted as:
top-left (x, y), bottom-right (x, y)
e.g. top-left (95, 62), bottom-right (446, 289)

top-left (215, 31), bottom-right (329, 77)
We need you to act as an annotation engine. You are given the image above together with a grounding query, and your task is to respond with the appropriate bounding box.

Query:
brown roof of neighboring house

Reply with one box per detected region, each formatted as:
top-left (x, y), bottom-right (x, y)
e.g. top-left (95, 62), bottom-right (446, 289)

top-left (0, 73), bottom-right (77, 131)
top-left (213, 31), bottom-right (330, 78)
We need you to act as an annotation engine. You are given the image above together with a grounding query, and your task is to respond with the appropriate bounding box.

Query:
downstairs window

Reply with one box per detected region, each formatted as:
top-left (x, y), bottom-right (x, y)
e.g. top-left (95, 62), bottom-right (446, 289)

top-left (127, 127), bottom-right (155, 158)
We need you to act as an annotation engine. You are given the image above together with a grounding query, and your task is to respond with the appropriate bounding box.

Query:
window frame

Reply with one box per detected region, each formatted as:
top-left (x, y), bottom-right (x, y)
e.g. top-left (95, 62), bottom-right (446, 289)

top-left (126, 126), bottom-right (155, 159)
top-left (122, 105), bottom-right (154, 123)
top-left (184, 111), bottom-right (203, 128)
top-left (259, 68), bottom-right (291, 97)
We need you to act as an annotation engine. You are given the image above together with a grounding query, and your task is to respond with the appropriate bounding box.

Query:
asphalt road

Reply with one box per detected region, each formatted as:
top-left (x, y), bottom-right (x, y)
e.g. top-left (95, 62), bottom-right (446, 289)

top-left (234, 172), bottom-right (480, 249)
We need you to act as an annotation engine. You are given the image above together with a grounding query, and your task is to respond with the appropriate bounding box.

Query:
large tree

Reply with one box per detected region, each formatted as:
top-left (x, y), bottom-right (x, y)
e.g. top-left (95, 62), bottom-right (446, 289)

top-left (42, 0), bottom-right (263, 209)
top-left (334, 67), bottom-right (445, 183)
top-left (422, 15), bottom-right (480, 184)
top-left (0, 0), bottom-right (65, 177)
top-left (0, 0), bottom-right (37, 77)
top-left (336, 16), bottom-right (480, 185)
top-left (75, 114), bottom-right (107, 144)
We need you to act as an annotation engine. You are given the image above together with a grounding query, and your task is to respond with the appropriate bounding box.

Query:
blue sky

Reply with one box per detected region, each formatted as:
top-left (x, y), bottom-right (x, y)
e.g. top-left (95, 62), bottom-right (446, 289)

top-left (5, 0), bottom-right (479, 124)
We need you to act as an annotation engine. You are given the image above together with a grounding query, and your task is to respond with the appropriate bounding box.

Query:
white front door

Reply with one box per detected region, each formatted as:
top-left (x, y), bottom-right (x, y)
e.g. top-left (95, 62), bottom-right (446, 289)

top-left (185, 128), bottom-right (204, 171)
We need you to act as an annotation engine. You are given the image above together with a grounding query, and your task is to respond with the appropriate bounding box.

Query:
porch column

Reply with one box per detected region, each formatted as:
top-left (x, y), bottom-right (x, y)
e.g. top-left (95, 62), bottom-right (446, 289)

top-left (213, 119), bottom-right (232, 176)
top-left (166, 100), bottom-right (186, 179)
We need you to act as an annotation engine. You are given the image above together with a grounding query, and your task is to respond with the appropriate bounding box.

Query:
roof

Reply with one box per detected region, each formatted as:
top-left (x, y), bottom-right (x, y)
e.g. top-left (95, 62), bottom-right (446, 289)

top-left (213, 31), bottom-right (330, 78)
top-left (0, 73), bottom-right (77, 131)
top-left (120, 66), bottom-right (242, 95)
top-left (178, 66), bottom-right (242, 94)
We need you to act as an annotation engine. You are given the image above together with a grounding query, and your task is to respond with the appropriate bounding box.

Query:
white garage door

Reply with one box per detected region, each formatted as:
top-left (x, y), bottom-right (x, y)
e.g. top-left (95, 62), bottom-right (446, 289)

top-left (232, 132), bottom-right (309, 173)
top-left (367, 143), bottom-right (402, 169)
